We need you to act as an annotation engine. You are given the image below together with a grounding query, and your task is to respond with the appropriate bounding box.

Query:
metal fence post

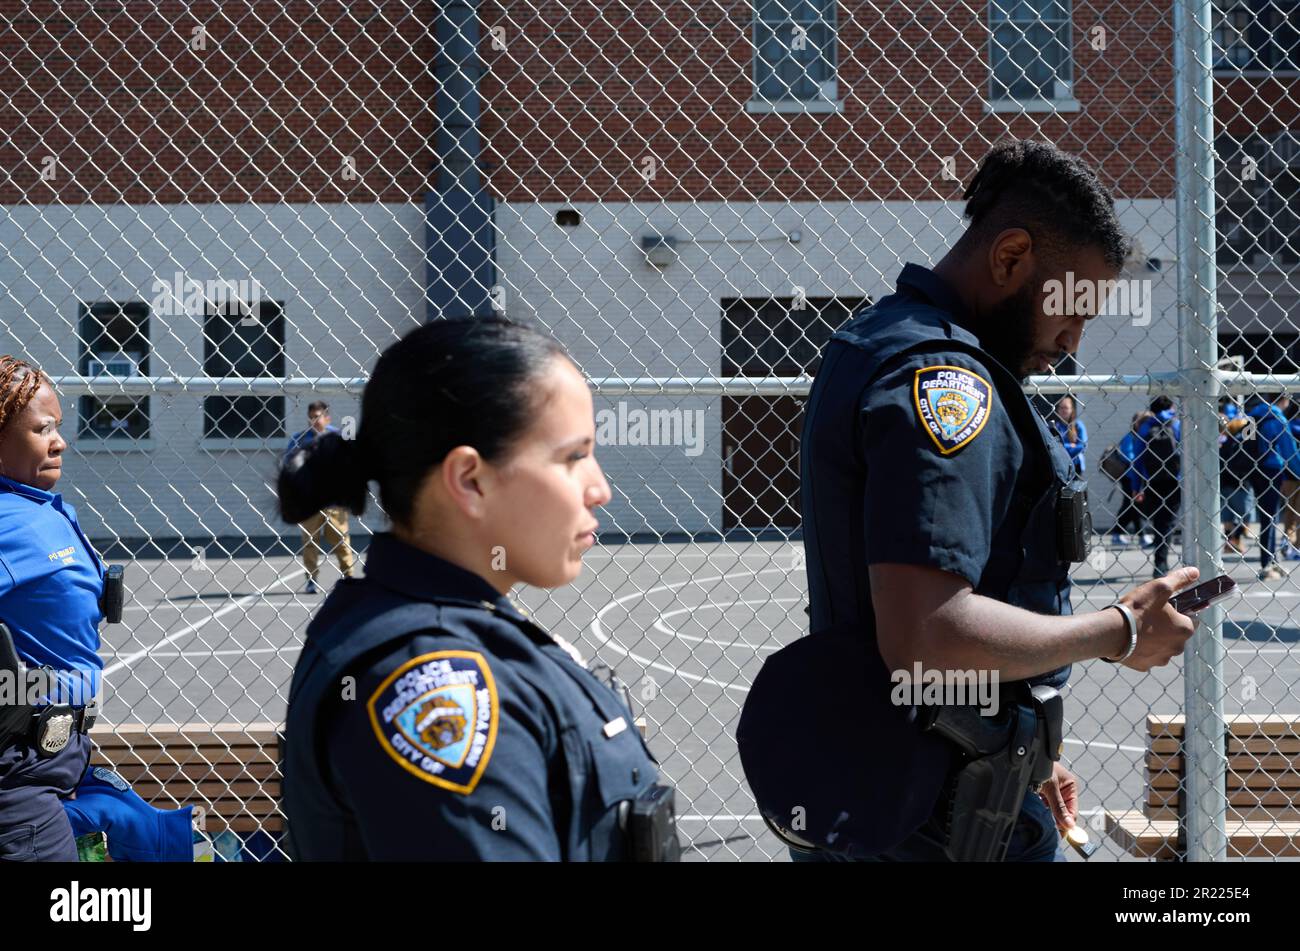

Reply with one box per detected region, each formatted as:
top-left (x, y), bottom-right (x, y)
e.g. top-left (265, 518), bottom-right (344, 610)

top-left (1173, 0), bottom-right (1227, 862)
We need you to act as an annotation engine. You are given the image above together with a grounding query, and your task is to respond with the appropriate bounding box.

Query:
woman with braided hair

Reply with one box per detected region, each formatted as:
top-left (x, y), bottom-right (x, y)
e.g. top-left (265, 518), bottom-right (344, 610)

top-left (1050, 395), bottom-right (1088, 477)
top-left (0, 356), bottom-right (107, 860)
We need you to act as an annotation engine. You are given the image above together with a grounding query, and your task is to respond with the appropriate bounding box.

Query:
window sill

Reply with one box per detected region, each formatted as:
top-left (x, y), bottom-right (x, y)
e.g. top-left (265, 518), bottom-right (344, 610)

top-left (984, 98), bottom-right (1081, 114)
top-left (73, 438), bottom-right (154, 453)
top-left (199, 438), bottom-right (285, 451)
top-left (746, 98), bottom-right (844, 115)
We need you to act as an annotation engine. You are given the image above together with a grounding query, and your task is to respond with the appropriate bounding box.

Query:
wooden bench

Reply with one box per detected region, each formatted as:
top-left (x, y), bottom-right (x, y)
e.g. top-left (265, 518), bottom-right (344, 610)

top-left (1105, 714), bottom-right (1300, 859)
top-left (89, 722), bottom-right (285, 837)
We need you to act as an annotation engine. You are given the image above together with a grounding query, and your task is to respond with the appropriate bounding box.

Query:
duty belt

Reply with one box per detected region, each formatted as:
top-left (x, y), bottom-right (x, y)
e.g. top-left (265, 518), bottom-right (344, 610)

top-left (34, 703), bottom-right (96, 757)
top-left (3, 703), bottom-right (96, 759)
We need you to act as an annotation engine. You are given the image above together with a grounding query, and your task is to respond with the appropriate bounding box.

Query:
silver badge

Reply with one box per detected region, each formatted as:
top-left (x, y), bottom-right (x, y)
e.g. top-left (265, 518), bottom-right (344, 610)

top-left (38, 713), bottom-right (74, 754)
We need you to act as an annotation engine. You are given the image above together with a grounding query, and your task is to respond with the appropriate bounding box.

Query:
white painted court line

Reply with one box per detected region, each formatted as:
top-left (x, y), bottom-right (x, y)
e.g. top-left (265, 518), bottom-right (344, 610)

top-left (100, 646), bottom-right (300, 660)
top-left (651, 597), bottom-right (803, 648)
top-left (1063, 737), bottom-right (1147, 754)
top-left (591, 565), bottom-right (789, 695)
top-left (102, 566), bottom-right (305, 678)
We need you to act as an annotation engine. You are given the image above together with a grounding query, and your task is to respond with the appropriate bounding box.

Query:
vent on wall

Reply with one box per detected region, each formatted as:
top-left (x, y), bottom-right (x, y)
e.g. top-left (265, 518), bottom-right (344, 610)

top-left (555, 209), bottom-right (581, 227)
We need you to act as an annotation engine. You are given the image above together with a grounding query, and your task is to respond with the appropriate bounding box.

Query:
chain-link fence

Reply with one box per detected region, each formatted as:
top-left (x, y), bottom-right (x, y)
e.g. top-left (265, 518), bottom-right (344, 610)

top-left (1, 0), bottom-right (1298, 861)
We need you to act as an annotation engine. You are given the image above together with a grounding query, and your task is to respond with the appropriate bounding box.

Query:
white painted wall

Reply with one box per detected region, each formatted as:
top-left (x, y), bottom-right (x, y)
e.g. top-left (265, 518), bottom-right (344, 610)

top-left (0, 196), bottom-right (1252, 543)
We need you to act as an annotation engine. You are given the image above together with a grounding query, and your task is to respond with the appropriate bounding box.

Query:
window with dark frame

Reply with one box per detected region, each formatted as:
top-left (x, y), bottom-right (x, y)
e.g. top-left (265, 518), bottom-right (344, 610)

top-left (1218, 330), bottom-right (1300, 376)
top-left (1213, 0), bottom-right (1300, 72)
top-left (78, 301), bottom-right (150, 441)
top-left (202, 299), bottom-right (286, 439)
top-left (752, 0), bottom-right (838, 105)
top-left (1215, 130), bottom-right (1300, 267)
top-left (721, 295), bottom-right (867, 376)
top-left (988, 0), bottom-right (1074, 103)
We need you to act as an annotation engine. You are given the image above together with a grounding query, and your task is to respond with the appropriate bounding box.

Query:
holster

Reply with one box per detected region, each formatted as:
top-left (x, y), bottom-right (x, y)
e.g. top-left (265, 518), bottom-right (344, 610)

top-left (0, 621), bottom-right (35, 747)
top-left (917, 683), bottom-right (1064, 861)
top-left (100, 565), bottom-right (126, 624)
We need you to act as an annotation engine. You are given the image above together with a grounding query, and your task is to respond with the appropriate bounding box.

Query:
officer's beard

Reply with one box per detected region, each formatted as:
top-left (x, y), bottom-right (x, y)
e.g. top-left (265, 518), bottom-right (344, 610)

top-left (975, 278), bottom-right (1039, 383)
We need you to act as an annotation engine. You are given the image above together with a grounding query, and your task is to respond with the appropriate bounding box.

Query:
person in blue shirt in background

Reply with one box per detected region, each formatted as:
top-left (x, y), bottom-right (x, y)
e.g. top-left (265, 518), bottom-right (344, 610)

top-left (1108, 411), bottom-right (1148, 546)
top-left (1133, 396), bottom-right (1181, 578)
top-left (1050, 395), bottom-right (1087, 477)
top-left (0, 355), bottom-right (103, 860)
top-left (1219, 396), bottom-right (1255, 557)
top-left (284, 401), bottom-right (355, 594)
top-left (1278, 395), bottom-right (1300, 560)
top-left (0, 355), bottom-right (194, 862)
top-left (1233, 393), bottom-right (1300, 580)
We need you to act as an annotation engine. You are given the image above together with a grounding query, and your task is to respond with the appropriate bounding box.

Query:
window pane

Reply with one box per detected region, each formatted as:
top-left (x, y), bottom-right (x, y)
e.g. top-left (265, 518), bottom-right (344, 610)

top-left (78, 395), bottom-right (149, 440)
top-left (1261, 4), bottom-right (1300, 69)
top-left (204, 396), bottom-right (285, 439)
top-left (755, 22), bottom-right (834, 100)
top-left (990, 0), bottom-right (1068, 23)
top-left (203, 301), bottom-right (285, 377)
top-left (992, 22), bottom-right (1067, 98)
top-left (77, 301), bottom-right (150, 439)
top-left (757, 0), bottom-right (827, 23)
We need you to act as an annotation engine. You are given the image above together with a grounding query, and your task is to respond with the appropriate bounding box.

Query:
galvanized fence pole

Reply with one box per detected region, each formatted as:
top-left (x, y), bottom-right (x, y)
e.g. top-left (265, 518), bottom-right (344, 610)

top-left (1173, 0), bottom-right (1227, 862)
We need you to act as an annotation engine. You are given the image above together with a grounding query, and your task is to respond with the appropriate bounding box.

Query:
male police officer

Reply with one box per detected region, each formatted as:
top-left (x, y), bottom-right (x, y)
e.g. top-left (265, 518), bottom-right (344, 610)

top-left (738, 140), bottom-right (1199, 862)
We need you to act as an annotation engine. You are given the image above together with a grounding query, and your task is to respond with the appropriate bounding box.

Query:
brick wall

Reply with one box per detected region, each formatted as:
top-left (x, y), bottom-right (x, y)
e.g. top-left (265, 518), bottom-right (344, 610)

top-left (0, 0), bottom-right (1196, 207)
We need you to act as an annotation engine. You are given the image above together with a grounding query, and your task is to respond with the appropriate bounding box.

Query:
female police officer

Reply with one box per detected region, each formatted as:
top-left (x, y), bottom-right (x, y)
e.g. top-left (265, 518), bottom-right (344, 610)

top-left (0, 356), bottom-right (104, 861)
top-left (279, 317), bottom-right (676, 861)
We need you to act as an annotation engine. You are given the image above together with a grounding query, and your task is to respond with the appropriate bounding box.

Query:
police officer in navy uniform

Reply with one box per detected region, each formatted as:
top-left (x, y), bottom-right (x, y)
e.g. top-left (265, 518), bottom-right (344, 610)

top-left (280, 318), bottom-right (678, 861)
top-left (0, 356), bottom-right (105, 861)
top-left (739, 140), bottom-right (1200, 862)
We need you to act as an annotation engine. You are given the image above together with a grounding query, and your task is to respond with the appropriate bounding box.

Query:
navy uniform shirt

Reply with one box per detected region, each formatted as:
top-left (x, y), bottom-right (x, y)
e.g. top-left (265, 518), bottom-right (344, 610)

top-left (802, 263), bottom-right (1075, 661)
top-left (0, 473), bottom-right (103, 704)
top-left (738, 262), bottom-right (1080, 854)
top-left (283, 533), bottom-right (660, 861)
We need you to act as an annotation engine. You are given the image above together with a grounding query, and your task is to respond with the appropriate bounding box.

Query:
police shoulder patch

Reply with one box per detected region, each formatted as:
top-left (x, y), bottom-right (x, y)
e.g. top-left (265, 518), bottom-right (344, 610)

top-left (912, 364), bottom-right (994, 455)
top-left (366, 649), bottom-right (500, 795)
top-left (92, 766), bottom-right (130, 792)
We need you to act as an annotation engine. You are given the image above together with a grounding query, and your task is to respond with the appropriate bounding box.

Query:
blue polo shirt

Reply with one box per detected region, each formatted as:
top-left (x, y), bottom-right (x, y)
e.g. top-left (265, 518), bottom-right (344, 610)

top-left (284, 424), bottom-right (340, 464)
top-left (0, 474), bottom-right (104, 704)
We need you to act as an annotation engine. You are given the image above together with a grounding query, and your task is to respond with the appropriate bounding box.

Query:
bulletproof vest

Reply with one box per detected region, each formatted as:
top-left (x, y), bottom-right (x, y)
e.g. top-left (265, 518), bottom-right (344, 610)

top-left (281, 575), bottom-right (621, 861)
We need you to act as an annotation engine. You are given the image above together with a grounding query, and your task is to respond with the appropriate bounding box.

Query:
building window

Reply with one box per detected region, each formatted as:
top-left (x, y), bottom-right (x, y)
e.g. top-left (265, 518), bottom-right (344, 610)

top-left (988, 0), bottom-right (1074, 104)
top-left (1219, 331), bottom-right (1300, 375)
top-left (1215, 131), bottom-right (1300, 268)
top-left (720, 294), bottom-right (866, 531)
top-left (1213, 1), bottom-right (1300, 73)
top-left (752, 0), bottom-right (838, 106)
top-left (202, 299), bottom-right (286, 439)
top-left (721, 295), bottom-right (865, 376)
top-left (78, 302), bottom-right (150, 441)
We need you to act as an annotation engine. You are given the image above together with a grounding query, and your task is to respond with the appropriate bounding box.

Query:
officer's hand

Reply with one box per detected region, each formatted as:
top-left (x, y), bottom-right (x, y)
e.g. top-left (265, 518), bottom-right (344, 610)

top-left (1115, 566), bottom-right (1199, 671)
top-left (1133, 491), bottom-right (1145, 504)
top-left (1039, 761), bottom-right (1080, 832)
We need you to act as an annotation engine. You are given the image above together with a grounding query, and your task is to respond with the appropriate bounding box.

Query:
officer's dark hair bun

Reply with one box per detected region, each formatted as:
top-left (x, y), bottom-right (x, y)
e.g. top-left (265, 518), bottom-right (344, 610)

top-left (277, 431), bottom-right (369, 523)
top-left (276, 317), bottom-right (566, 528)
top-left (960, 139), bottom-right (1131, 271)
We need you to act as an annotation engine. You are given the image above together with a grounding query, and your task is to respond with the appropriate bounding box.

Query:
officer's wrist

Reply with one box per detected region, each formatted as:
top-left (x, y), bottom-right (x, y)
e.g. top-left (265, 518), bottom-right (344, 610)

top-left (1100, 603), bottom-right (1138, 663)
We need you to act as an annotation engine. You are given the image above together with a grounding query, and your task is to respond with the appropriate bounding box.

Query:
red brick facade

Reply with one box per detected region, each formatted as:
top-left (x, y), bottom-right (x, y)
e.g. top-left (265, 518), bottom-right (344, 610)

top-left (0, 0), bottom-right (1290, 206)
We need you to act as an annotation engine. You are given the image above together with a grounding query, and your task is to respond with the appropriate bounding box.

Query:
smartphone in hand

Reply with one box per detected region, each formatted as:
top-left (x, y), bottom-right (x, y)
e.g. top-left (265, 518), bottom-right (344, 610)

top-left (1169, 573), bottom-right (1237, 615)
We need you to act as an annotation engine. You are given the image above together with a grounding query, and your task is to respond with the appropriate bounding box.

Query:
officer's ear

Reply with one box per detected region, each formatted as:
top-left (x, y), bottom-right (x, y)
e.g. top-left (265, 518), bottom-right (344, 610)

top-left (986, 228), bottom-right (1035, 289)
top-left (439, 445), bottom-right (489, 517)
